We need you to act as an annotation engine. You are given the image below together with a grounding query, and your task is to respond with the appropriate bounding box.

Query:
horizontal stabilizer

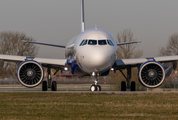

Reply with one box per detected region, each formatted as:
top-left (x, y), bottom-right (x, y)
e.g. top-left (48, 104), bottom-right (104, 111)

top-left (117, 41), bottom-right (141, 46)
top-left (22, 40), bottom-right (66, 48)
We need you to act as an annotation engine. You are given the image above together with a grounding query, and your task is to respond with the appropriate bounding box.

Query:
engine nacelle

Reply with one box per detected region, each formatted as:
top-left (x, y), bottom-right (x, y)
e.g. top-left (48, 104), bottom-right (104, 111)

top-left (138, 61), bottom-right (165, 88)
top-left (16, 60), bottom-right (44, 88)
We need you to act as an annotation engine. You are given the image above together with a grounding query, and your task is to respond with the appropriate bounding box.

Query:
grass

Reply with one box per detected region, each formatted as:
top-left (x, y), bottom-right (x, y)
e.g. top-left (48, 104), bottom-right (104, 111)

top-left (0, 92), bottom-right (178, 120)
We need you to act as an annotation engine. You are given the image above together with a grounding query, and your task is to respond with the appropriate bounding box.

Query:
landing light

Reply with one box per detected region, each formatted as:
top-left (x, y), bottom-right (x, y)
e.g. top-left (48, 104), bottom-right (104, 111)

top-left (92, 72), bottom-right (95, 76)
top-left (64, 67), bottom-right (68, 71)
top-left (111, 68), bottom-right (114, 71)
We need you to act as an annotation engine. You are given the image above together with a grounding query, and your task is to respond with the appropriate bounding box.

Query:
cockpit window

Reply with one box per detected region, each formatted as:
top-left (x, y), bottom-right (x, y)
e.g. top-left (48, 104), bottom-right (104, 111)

top-left (82, 40), bottom-right (88, 46)
top-left (98, 40), bottom-right (107, 45)
top-left (80, 39), bottom-right (114, 46)
top-left (79, 40), bottom-right (85, 46)
top-left (88, 40), bottom-right (97, 45)
top-left (79, 40), bottom-right (88, 46)
top-left (107, 40), bottom-right (114, 46)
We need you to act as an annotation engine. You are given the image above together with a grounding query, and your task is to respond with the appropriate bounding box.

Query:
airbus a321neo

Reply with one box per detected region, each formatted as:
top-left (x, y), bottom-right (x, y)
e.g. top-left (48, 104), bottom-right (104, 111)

top-left (0, 0), bottom-right (176, 91)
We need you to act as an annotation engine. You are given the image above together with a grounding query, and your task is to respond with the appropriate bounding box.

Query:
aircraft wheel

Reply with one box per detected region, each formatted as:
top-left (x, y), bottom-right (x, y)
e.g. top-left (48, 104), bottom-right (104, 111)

top-left (97, 85), bottom-right (101, 91)
top-left (130, 81), bottom-right (136, 91)
top-left (90, 84), bottom-right (97, 91)
top-left (52, 81), bottom-right (57, 91)
top-left (42, 81), bottom-right (47, 91)
top-left (121, 81), bottom-right (126, 91)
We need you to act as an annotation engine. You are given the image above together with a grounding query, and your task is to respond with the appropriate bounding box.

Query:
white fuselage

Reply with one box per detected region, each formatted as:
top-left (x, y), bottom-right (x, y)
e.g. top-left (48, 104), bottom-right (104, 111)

top-left (65, 28), bottom-right (117, 74)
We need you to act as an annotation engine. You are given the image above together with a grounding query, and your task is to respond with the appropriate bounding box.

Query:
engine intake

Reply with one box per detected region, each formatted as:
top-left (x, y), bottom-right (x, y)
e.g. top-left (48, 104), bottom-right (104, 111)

top-left (138, 61), bottom-right (165, 88)
top-left (16, 60), bottom-right (44, 88)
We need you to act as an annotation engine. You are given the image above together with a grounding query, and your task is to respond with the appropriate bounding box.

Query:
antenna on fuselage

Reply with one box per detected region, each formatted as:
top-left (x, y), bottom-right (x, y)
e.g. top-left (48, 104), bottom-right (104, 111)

top-left (81, 0), bottom-right (85, 32)
top-left (95, 23), bottom-right (97, 30)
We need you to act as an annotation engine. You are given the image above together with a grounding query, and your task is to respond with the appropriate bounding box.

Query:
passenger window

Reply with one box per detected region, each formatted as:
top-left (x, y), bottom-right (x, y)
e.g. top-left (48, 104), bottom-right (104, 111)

top-left (107, 40), bottom-right (114, 46)
top-left (88, 40), bottom-right (97, 45)
top-left (98, 40), bottom-right (107, 45)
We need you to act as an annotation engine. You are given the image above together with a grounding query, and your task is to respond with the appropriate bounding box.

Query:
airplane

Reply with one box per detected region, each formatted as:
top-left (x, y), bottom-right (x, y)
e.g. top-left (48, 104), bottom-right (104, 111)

top-left (0, 0), bottom-right (176, 91)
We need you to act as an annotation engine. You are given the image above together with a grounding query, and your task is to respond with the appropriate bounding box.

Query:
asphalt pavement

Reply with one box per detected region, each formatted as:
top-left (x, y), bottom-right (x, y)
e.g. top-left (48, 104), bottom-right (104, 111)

top-left (1, 90), bottom-right (178, 94)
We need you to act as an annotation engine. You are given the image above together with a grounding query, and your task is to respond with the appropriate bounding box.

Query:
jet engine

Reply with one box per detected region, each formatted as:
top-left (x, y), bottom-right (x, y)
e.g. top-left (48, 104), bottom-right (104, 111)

top-left (138, 61), bottom-right (165, 88)
top-left (16, 60), bottom-right (44, 88)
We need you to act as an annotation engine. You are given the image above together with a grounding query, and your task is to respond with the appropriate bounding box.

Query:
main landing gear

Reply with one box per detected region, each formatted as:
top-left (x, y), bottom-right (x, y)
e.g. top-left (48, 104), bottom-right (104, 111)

top-left (90, 73), bottom-right (102, 91)
top-left (42, 65), bottom-right (57, 91)
top-left (119, 67), bottom-right (136, 91)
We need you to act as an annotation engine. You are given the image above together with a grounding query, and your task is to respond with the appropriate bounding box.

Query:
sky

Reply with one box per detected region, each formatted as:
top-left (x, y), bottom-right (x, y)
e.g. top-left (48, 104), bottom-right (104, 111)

top-left (0, 0), bottom-right (178, 59)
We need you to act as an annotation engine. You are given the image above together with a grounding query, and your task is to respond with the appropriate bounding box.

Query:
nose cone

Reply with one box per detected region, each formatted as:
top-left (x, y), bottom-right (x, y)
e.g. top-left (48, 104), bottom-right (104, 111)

top-left (78, 46), bottom-right (116, 73)
top-left (89, 50), bottom-right (106, 67)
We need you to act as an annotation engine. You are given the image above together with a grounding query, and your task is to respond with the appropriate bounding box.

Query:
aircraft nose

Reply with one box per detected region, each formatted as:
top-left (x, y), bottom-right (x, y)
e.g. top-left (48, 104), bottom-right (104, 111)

top-left (89, 51), bottom-right (106, 67)
top-left (81, 47), bottom-right (115, 72)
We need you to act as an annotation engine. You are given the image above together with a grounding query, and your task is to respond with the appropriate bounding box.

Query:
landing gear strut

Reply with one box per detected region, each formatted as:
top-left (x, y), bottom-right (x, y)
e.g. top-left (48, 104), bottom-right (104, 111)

top-left (90, 73), bottom-right (101, 91)
top-left (119, 67), bottom-right (135, 91)
top-left (42, 65), bottom-right (57, 91)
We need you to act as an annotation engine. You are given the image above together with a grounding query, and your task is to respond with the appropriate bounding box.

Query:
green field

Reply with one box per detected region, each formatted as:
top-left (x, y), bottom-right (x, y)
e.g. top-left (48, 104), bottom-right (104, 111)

top-left (0, 92), bottom-right (178, 120)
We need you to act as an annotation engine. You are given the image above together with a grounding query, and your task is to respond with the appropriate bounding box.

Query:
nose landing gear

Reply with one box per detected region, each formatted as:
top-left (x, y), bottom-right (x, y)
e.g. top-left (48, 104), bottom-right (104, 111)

top-left (90, 73), bottom-right (102, 91)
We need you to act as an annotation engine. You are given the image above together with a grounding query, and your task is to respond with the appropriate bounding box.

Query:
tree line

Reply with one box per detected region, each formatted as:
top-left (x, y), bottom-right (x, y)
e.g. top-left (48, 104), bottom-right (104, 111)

top-left (0, 30), bottom-right (178, 81)
top-left (113, 29), bottom-right (178, 90)
top-left (0, 31), bottom-right (39, 79)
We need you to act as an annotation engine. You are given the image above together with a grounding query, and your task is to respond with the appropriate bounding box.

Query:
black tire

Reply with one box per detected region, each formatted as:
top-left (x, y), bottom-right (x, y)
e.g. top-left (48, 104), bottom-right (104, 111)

top-left (90, 84), bottom-right (97, 91)
top-left (52, 81), bottom-right (57, 91)
top-left (42, 81), bottom-right (47, 91)
top-left (121, 81), bottom-right (126, 91)
top-left (130, 81), bottom-right (136, 91)
top-left (97, 85), bottom-right (102, 91)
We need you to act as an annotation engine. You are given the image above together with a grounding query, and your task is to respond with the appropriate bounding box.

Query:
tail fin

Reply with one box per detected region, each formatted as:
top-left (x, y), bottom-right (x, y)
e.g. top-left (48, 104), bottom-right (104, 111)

top-left (81, 0), bottom-right (85, 32)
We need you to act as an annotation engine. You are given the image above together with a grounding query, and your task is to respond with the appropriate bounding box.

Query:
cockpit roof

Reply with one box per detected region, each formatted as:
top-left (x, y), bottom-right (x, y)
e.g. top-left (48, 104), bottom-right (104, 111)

top-left (79, 28), bottom-right (114, 40)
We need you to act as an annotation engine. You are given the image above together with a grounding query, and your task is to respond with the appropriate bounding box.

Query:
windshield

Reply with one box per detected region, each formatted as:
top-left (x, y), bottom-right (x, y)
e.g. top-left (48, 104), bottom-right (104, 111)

top-left (98, 40), bottom-right (107, 45)
top-left (80, 39), bottom-right (114, 46)
top-left (79, 40), bottom-right (88, 46)
top-left (88, 40), bottom-right (97, 45)
top-left (82, 40), bottom-right (88, 46)
top-left (107, 40), bottom-right (114, 46)
top-left (79, 40), bottom-right (85, 46)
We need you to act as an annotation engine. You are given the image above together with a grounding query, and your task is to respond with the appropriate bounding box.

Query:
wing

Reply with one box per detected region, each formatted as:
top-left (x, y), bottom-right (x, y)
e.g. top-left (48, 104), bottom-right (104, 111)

top-left (113, 55), bottom-right (178, 89)
top-left (113, 55), bottom-right (178, 69)
top-left (22, 40), bottom-right (66, 48)
top-left (117, 41), bottom-right (141, 46)
top-left (0, 54), bottom-right (67, 69)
